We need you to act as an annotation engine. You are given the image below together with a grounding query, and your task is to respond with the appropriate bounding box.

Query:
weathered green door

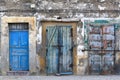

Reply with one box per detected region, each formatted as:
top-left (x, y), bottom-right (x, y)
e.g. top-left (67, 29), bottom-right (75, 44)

top-left (46, 25), bottom-right (73, 74)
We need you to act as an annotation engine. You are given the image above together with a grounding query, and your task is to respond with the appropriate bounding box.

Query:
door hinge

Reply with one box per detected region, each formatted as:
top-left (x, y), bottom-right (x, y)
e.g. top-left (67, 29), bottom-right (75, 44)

top-left (46, 29), bottom-right (48, 32)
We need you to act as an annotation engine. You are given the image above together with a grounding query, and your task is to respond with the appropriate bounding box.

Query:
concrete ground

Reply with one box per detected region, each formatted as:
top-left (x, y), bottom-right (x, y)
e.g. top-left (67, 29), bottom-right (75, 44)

top-left (1, 75), bottom-right (120, 80)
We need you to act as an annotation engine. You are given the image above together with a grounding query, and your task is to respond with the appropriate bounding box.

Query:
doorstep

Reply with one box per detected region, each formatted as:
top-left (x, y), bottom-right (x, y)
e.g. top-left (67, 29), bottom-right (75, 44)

top-left (7, 71), bottom-right (29, 76)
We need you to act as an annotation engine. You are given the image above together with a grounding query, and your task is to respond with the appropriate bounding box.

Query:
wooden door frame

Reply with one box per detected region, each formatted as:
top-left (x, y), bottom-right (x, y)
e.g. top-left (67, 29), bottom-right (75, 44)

top-left (41, 20), bottom-right (78, 75)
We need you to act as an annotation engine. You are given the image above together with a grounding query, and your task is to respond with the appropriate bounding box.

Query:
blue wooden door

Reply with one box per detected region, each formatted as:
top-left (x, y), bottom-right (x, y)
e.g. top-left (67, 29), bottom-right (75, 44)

top-left (9, 23), bottom-right (29, 71)
top-left (46, 26), bottom-right (73, 74)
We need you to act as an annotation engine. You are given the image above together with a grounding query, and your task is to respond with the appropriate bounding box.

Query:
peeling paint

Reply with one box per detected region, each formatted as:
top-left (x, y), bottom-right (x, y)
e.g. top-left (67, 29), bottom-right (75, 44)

top-left (98, 5), bottom-right (106, 10)
top-left (1, 0), bottom-right (120, 75)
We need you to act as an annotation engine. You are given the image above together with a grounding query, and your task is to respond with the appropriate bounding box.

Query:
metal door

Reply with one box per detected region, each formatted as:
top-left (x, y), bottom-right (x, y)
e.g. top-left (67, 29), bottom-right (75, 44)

top-left (46, 26), bottom-right (73, 74)
top-left (9, 23), bottom-right (29, 71)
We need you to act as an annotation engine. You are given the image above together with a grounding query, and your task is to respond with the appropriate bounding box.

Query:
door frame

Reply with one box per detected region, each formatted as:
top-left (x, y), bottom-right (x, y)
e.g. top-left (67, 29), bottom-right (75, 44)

top-left (1, 17), bottom-right (36, 75)
top-left (41, 20), bottom-right (78, 75)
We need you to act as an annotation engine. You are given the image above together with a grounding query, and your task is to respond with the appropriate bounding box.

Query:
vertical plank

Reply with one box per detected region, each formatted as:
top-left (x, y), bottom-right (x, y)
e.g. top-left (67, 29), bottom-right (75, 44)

top-left (52, 26), bottom-right (58, 73)
top-left (60, 26), bottom-right (63, 72)
top-left (54, 26), bottom-right (58, 73)
top-left (46, 26), bottom-right (58, 74)
top-left (49, 27), bottom-right (52, 73)
top-left (46, 27), bottom-right (50, 73)
top-left (68, 26), bottom-right (72, 72)
top-left (61, 26), bottom-right (67, 72)
top-left (65, 26), bottom-right (72, 72)
top-left (59, 26), bottom-right (73, 73)
top-left (65, 26), bottom-right (70, 72)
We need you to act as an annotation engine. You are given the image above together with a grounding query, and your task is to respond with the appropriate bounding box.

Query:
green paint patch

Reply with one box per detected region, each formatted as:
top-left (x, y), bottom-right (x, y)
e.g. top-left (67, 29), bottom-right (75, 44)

top-left (94, 20), bottom-right (109, 23)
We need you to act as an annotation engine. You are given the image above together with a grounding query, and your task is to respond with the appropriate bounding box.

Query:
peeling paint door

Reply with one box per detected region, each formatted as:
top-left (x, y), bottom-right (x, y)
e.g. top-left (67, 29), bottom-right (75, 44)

top-left (88, 25), bottom-right (115, 74)
top-left (9, 23), bottom-right (29, 71)
top-left (89, 54), bottom-right (101, 74)
top-left (46, 26), bottom-right (73, 74)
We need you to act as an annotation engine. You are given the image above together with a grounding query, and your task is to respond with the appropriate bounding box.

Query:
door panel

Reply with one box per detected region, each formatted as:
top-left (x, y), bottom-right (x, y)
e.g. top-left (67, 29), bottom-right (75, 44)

top-left (59, 26), bottom-right (73, 74)
top-left (9, 23), bottom-right (29, 71)
top-left (9, 31), bottom-right (19, 46)
top-left (20, 31), bottom-right (29, 46)
top-left (89, 54), bottom-right (101, 74)
top-left (46, 26), bottom-right (58, 74)
top-left (46, 26), bottom-right (73, 74)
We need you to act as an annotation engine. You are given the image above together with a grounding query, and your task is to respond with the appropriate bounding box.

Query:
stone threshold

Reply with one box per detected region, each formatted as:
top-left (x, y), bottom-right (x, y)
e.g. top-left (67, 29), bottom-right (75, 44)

top-left (7, 71), bottom-right (29, 76)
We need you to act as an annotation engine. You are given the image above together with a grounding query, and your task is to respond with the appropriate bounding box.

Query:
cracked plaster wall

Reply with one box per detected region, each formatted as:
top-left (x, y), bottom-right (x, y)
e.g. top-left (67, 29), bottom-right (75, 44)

top-left (0, 0), bottom-right (120, 75)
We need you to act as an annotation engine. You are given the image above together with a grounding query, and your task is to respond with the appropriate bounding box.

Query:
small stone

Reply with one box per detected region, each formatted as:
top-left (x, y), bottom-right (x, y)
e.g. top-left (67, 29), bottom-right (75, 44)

top-left (30, 4), bottom-right (36, 8)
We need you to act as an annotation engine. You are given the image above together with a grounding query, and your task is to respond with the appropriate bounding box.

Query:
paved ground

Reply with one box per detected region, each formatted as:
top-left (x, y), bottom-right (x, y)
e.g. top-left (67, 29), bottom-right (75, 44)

top-left (1, 75), bottom-right (120, 80)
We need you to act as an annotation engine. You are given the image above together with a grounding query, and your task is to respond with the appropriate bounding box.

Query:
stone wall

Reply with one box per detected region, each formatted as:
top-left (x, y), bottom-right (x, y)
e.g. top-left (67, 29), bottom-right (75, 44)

top-left (0, 0), bottom-right (120, 17)
top-left (0, 0), bottom-right (120, 75)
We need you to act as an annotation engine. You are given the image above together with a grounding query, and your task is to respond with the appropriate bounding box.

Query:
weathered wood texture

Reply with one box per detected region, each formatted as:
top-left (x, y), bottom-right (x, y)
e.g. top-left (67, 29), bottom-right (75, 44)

top-left (41, 21), bottom-right (78, 74)
top-left (46, 25), bottom-right (73, 74)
